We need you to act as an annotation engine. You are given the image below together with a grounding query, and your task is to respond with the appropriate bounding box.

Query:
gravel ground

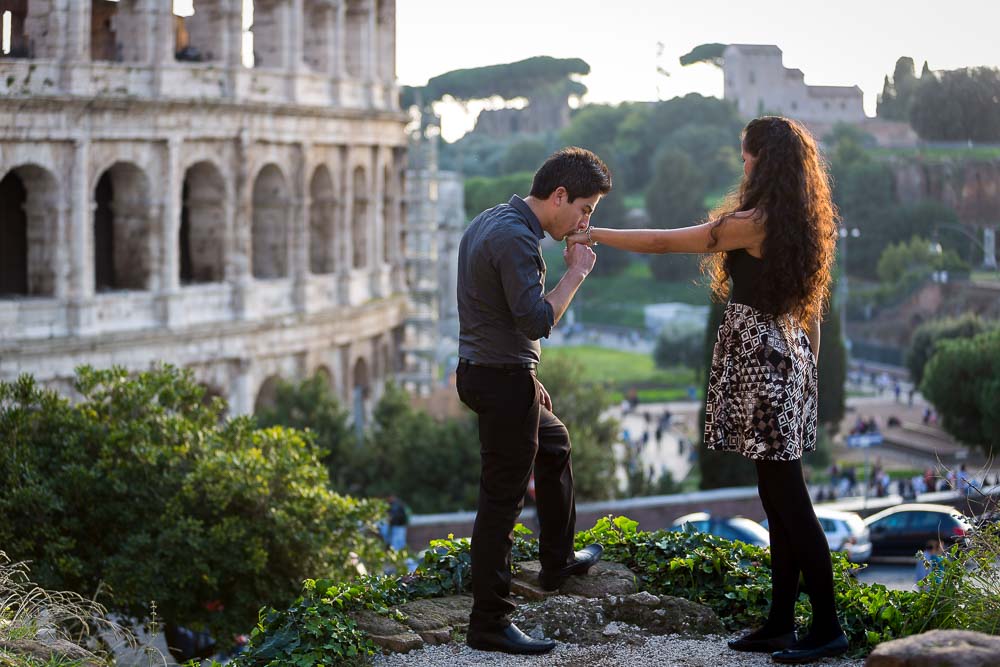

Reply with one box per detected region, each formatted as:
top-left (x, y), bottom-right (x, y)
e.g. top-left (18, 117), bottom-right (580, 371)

top-left (373, 634), bottom-right (866, 667)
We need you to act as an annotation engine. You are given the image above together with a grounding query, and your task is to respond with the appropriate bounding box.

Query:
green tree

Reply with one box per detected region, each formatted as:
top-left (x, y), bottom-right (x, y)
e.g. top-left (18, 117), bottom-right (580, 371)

top-left (401, 56), bottom-right (590, 109)
top-left (653, 326), bottom-right (704, 372)
top-left (537, 355), bottom-right (619, 500)
top-left (256, 373), bottom-right (354, 490)
top-left (906, 313), bottom-right (997, 386)
top-left (0, 366), bottom-right (396, 639)
top-left (921, 328), bottom-right (1000, 454)
top-left (678, 43), bottom-right (728, 68)
top-left (877, 56), bottom-right (922, 121)
top-left (698, 301), bottom-right (757, 489)
top-left (500, 139), bottom-right (550, 175)
top-left (646, 148), bottom-right (707, 282)
top-left (876, 236), bottom-right (967, 286)
top-left (464, 171), bottom-right (534, 218)
top-left (353, 383), bottom-right (481, 513)
top-left (817, 306), bottom-right (847, 427)
top-left (910, 67), bottom-right (1000, 141)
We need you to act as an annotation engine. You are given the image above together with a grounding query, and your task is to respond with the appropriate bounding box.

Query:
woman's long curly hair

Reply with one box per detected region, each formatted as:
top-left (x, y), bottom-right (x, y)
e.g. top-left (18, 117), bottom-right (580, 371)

top-left (702, 116), bottom-right (838, 325)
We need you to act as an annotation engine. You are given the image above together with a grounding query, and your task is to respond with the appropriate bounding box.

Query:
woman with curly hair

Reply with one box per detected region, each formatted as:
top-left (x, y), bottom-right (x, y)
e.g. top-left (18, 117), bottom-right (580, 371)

top-left (566, 116), bottom-right (847, 663)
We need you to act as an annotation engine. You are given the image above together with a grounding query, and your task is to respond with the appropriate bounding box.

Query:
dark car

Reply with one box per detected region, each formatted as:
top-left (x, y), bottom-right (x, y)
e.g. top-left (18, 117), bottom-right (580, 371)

top-left (670, 512), bottom-right (770, 547)
top-left (863, 503), bottom-right (972, 562)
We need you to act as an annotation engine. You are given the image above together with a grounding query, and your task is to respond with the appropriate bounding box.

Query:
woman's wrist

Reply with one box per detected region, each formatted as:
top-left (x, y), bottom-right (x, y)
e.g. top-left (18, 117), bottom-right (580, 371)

top-left (586, 226), bottom-right (598, 246)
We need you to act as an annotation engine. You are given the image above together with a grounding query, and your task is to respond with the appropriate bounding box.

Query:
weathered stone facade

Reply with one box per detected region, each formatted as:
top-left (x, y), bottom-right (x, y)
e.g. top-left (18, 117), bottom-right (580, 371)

top-left (0, 0), bottom-right (408, 422)
top-left (724, 44), bottom-right (865, 124)
top-left (399, 135), bottom-right (465, 395)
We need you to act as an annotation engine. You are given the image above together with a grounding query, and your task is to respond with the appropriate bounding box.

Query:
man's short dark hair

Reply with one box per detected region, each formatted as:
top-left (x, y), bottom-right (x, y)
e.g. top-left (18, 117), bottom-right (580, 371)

top-left (529, 147), bottom-right (612, 202)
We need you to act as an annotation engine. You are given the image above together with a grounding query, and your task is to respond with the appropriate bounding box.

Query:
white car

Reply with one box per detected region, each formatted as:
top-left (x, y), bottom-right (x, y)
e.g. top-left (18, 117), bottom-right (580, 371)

top-left (815, 507), bottom-right (872, 564)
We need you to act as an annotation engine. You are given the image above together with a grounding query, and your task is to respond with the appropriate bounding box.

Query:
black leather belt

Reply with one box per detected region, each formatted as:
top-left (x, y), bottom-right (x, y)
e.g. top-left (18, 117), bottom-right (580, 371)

top-left (459, 358), bottom-right (537, 371)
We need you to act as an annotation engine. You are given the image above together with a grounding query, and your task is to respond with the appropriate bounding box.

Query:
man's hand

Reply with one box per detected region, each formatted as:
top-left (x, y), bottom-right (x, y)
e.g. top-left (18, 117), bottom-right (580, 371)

top-left (537, 379), bottom-right (553, 411)
top-left (563, 240), bottom-right (597, 276)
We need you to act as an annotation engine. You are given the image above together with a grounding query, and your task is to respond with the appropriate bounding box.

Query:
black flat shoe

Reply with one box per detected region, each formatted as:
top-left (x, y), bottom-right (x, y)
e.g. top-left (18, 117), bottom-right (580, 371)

top-left (466, 623), bottom-right (556, 655)
top-left (726, 630), bottom-right (796, 652)
top-left (772, 633), bottom-right (849, 664)
top-left (538, 544), bottom-right (604, 591)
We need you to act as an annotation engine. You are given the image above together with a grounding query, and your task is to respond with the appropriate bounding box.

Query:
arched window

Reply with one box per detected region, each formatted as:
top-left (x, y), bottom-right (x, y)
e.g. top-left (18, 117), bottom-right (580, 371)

top-left (351, 166), bottom-right (368, 269)
top-left (309, 166), bottom-right (336, 274)
top-left (180, 161), bottom-right (226, 284)
top-left (93, 162), bottom-right (153, 291)
top-left (251, 164), bottom-right (290, 279)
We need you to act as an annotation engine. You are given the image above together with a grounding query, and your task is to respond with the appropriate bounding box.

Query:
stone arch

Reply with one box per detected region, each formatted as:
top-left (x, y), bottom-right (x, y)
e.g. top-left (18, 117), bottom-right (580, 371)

top-left (0, 163), bottom-right (59, 298)
top-left (380, 340), bottom-right (392, 378)
top-left (176, 0), bottom-right (227, 63)
top-left (180, 160), bottom-right (226, 284)
top-left (254, 374), bottom-right (281, 413)
top-left (351, 165), bottom-right (369, 269)
top-left (351, 356), bottom-right (370, 429)
top-left (90, 0), bottom-right (149, 63)
top-left (308, 165), bottom-right (336, 274)
top-left (397, 167), bottom-right (407, 263)
top-left (250, 0), bottom-right (284, 69)
top-left (314, 364), bottom-right (334, 392)
top-left (344, 0), bottom-right (367, 79)
top-left (93, 161), bottom-right (154, 292)
top-left (0, 0), bottom-right (28, 57)
top-left (251, 163), bottom-right (289, 279)
top-left (303, 0), bottom-right (335, 74)
top-left (375, 0), bottom-right (395, 82)
top-left (382, 163), bottom-right (393, 265)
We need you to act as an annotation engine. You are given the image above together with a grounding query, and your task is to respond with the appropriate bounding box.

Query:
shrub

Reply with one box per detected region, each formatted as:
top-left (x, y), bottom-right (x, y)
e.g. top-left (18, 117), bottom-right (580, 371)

top-left (235, 515), bottom-right (984, 664)
top-left (0, 366), bottom-right (400, 639)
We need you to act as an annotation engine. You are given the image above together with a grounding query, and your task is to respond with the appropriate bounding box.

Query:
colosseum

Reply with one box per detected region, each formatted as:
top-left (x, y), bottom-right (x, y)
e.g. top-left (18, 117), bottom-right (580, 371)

top-left (0, 0), bottom-right (409, 424)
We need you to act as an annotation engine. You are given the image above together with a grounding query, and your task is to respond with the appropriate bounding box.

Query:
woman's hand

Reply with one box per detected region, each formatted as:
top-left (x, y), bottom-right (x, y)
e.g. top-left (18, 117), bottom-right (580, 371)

top-left (565, 230), bottom-right (591, 250)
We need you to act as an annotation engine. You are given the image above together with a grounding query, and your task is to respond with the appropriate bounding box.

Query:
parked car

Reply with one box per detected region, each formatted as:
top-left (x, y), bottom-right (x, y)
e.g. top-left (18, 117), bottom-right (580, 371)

top-left (670, 512), bottom-right (770, 547)
top-left (814, 507), bottom-right (872, 564)
top-left (863, 503), bottom-right (972, 561)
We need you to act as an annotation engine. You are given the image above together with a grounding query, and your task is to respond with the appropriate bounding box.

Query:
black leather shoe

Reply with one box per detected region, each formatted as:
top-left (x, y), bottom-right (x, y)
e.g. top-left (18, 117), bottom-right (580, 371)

top-left (538, 544), bottom-right (604, 591)
top-left (466, 623), bottom-right (556, 654)
top-left (726, 630), bottom-right (796, 652)
top-left (772, 633), bottom-right (849, 664)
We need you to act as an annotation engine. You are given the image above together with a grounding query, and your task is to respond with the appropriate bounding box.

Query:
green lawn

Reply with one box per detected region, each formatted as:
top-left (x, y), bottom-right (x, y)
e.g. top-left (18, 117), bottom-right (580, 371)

top-left (542, 346), bottom-right (698, 393)
top-left (541, 252), bottom-right (711, 328)
top-left (869, 146), bottom-right (1000, 161)
top-left (971, 269), bottom-right (1000, 283)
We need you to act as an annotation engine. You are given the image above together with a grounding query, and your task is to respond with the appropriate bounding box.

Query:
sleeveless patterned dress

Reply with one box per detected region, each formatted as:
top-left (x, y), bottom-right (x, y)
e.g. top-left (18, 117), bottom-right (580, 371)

top-left (703, 249), bottom-right (818, 461)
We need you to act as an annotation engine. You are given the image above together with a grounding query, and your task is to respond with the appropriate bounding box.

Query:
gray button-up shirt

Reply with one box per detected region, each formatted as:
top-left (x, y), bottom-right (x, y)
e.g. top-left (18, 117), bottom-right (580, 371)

top-left (457, 195), bottom-right (555, 364)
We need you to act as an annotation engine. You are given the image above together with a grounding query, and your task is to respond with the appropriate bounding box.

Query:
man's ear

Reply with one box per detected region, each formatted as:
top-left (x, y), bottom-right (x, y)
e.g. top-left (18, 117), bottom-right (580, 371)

top-left (552, 186), bottom-right (567, 206)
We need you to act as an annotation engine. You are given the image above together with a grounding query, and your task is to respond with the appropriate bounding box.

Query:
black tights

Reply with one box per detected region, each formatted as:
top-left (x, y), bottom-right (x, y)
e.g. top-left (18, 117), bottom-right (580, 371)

top-left (753, 458), bottom-right (842, 644)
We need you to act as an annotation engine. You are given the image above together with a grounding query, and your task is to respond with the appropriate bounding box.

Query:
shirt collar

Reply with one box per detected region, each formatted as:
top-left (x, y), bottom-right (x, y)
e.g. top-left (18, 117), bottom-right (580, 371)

top-left (509, 195), bottom-right (545, 240)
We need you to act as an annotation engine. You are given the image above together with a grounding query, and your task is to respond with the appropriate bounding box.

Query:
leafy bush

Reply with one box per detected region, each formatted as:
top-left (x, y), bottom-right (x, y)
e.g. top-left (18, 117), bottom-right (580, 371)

top-left (0, 366), bottom-right (400, 639)
top-left (921, 328), bottom-right (1000, 452)
top-left (236, 514), bottom-right (990, 664)
top-left (906, 313), bottom-right (997, 386)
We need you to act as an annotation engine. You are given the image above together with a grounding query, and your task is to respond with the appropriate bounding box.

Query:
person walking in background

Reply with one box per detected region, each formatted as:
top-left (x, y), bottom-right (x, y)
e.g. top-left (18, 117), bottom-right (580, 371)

top-left (456, 148), bottom-right (608, 655)
top-left (567, 116), bottom-right (847, 663)
top-left (385, 495), bottom-right (410, 552)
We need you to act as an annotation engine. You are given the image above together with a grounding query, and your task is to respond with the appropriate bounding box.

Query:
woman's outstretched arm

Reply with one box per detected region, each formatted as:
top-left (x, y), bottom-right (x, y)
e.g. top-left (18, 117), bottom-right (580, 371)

top-left (569, 210), bottom-right (764, 255)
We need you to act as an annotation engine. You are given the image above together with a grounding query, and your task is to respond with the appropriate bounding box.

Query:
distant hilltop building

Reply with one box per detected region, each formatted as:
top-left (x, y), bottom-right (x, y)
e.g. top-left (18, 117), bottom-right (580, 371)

top-left (723, 44), bottom-right (865, 124)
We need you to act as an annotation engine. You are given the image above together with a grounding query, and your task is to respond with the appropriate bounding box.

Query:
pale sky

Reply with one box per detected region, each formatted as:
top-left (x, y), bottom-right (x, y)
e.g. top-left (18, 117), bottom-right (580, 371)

top-left (397, 0), bottom-right (1000, 141)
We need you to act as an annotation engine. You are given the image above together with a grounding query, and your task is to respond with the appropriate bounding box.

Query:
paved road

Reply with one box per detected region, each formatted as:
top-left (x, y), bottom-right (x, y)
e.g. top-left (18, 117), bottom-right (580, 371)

top-left (853, 563), bottom-right (917, 591)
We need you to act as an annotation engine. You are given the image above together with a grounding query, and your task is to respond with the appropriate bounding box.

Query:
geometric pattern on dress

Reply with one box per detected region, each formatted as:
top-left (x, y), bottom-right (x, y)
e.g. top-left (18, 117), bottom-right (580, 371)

top-left (704, 302), bottom-right (818, 461)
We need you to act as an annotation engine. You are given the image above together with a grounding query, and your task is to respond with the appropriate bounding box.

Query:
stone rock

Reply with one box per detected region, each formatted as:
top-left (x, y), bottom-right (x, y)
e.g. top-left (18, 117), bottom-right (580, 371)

top-left (512, 591), bottom-right (724, 647)
top-left (514, 560), bottom-right (640, 599)
top-left (0, 639), bottom-right (102, 666)
top-left (397, 596), bottom-right (472, 632)
top-left (350, 610), bottom-right (424, 654)
top-left (864, 629), bottom-right (1000, 667)
top-left (607, 592), bottom-right (726, 636)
